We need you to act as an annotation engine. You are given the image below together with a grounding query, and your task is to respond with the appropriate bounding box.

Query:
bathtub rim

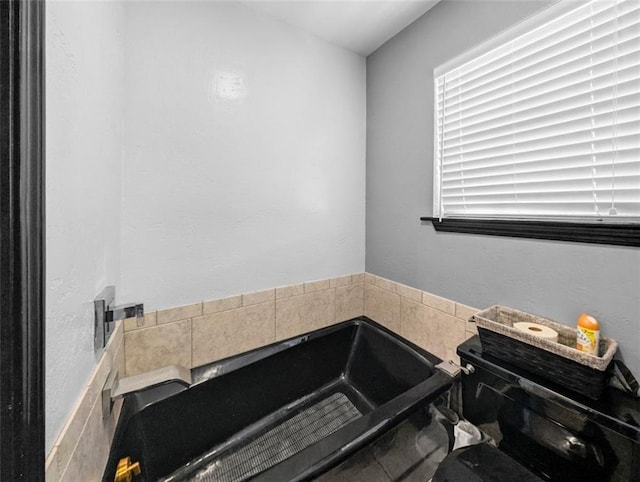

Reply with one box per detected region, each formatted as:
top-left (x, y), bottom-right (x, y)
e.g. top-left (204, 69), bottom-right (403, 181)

top-left (125, 316), bottom-right (443, 414)
top-left (190, 316), bottom-right (442, 388)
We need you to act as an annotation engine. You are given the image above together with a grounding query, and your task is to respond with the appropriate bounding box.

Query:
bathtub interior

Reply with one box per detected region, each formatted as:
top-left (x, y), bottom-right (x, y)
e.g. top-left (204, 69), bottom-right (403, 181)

top-left (315, 402), bottom-right (454, 481)
top-left (103, 318), bottom-right (447, 481)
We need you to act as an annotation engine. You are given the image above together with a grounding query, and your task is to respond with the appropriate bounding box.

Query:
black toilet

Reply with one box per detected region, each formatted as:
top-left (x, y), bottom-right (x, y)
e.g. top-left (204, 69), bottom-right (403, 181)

top-left (433, 336), bottom-right (640, 481)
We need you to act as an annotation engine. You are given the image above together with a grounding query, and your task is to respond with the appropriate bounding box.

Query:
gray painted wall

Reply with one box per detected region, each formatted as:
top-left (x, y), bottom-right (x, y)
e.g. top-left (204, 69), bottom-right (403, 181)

top-left (366, 0), bottom-right (640, 374)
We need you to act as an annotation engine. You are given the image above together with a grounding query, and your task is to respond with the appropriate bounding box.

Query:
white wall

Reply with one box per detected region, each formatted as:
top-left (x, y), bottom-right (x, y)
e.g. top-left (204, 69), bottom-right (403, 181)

top-left (46, 0), bottom-right (365, 452)
top-left (46, 1), bottom-right (125, 451)
top-left (120, 2), bottom-right (366, 310)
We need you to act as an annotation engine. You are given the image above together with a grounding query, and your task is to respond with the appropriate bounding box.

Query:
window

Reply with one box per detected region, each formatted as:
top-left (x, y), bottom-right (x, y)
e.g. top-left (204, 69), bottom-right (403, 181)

top-left (429, 0), bottom-right (640, 246)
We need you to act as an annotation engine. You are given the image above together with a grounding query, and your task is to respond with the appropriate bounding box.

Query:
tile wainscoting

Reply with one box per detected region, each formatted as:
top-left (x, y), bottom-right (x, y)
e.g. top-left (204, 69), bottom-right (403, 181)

top-left (45, 321), bottom-right (125, 482)
top-left (363, 274), bottom-right (478, 362)
top-left (123, 273), bottom-right (365, 376)
top-left (45, 273), bottom-right (479, 481)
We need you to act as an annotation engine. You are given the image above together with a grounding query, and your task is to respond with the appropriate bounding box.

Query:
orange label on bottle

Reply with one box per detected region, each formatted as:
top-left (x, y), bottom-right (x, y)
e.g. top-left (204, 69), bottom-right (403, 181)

top-left (576, 326), bottom-right (599, 355)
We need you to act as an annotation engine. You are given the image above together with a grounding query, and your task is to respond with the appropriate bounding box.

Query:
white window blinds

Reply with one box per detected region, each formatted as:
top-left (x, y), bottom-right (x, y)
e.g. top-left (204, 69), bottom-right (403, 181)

top-left (433, 0), bottom-right (640, 222)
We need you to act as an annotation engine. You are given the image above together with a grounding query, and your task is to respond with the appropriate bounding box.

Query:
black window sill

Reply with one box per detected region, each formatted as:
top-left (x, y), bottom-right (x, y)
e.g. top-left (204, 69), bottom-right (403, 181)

top-left (420, 217), bottom-right (640, 247)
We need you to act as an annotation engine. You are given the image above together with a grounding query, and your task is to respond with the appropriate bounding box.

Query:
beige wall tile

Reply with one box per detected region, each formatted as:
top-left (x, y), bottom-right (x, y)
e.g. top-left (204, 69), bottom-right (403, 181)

top-left (456, 303), bottom-right (480, 322)
top-left (86, 352), bottom-right (112, 416)
top-left (415, 301), bottom-right (466, 361)
top-left (400, 298), bottom-right (423, 338)
top-left (192, 302), bottom-right (275, 367)
top-left (106, 319), bottom-right (124, 353)
top-left (336, 283), bottom-right (364, 321)
top-left (422, 291), bottom-right (455, 315)
top-left (103, 324), bottom-right (124, 392)
top-left (396, 283), bottom-right (422, 302)
top-left (56, 381), bottom-right (96, 472)
top-left (364, 273), bottom-right (376, 285)
top-left (203, 295), bottom-right (242, 314)
top-left (352, 273), bottom-right (365, 283)
top-left (242, 289), bottom-right (275, 306)
top-left (157, 302), bottom-right (202, 324)
top-left (276, 290), bottom-right (336, 341)
top-left (48, 324), bottom-right (122, 482)
top-left (124, 311), bottom-right (157, 332)
top-left (330, 275), bottom-right (352, 288)
top-left (466, 320), bottom-right (479, 336)
top-left (374, 276), bottom-right (397, 293)
top-left (276, 283), bottom-right (304, 299)
top-left (59, 397), bottom-right (115, 482)
top-left (125, 320), bottom-right (192, 376)
top-left (54, 321), bottom-right (123, 475)
top-left (401, 300), bottom-right (465, 363)
top-left (113, 338), bottom-right (126, 382)
top-left (304, 279), bottom-right (331, 293)
top-left (364, 284), bottom-right (401, 334)
top-left (45, 445), bottom-right (61, 482)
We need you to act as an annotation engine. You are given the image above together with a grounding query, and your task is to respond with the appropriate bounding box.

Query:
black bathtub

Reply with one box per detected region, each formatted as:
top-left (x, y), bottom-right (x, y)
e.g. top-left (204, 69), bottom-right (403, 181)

top-left (103, 317), bottom-right (453, 481)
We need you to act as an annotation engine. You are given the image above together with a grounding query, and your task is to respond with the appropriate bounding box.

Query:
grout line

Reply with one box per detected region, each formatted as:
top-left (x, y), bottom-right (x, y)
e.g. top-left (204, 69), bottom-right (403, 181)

top-left (189, 318), bottom-right (193, 369)
top-left (333, 287), bottom-right (337, 325)
top-left (398, 296), bottom-right (403, 337)
top-left (273, 297), bottom-right (277, 342)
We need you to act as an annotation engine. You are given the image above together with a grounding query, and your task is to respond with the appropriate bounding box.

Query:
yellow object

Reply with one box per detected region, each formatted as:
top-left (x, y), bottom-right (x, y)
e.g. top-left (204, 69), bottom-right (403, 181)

top-left (114, 457), bottom-right (141, 482)
top-left (576, 313), bottom-right (600, 355)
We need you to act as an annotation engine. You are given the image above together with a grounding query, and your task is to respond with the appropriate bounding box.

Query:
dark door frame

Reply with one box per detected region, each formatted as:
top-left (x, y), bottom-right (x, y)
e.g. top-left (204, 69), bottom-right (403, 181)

top-left (0, 0), bottom-right (45, 480)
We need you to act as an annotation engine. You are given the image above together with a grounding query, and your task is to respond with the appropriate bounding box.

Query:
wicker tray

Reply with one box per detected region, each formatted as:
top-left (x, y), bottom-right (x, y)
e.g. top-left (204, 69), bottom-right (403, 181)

top-left (471, 305), bottom-right (618, 399)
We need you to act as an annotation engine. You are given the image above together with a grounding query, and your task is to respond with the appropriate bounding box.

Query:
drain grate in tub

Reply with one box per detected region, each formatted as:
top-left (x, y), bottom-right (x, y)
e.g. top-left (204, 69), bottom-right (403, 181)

top-left (190, 392), bottom-right (361, 482)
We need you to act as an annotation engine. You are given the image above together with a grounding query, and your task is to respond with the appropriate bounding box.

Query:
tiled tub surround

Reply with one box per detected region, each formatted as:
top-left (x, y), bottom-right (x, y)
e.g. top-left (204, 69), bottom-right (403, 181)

top-left (45, 321), bottom-right (125, 482)
top-left (363, 274), bottom-right (479, 363)
top-left (124, 273), bottom-right (477, 378)
top-left (45, 273), bottom-right (477, 481)
top-left (123, 274), bottom-right (366, 376)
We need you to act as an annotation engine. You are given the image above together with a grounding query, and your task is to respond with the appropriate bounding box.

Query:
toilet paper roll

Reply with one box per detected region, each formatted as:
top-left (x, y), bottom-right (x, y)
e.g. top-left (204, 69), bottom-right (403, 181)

top-left (514, 322), bottom-right (559, 343)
